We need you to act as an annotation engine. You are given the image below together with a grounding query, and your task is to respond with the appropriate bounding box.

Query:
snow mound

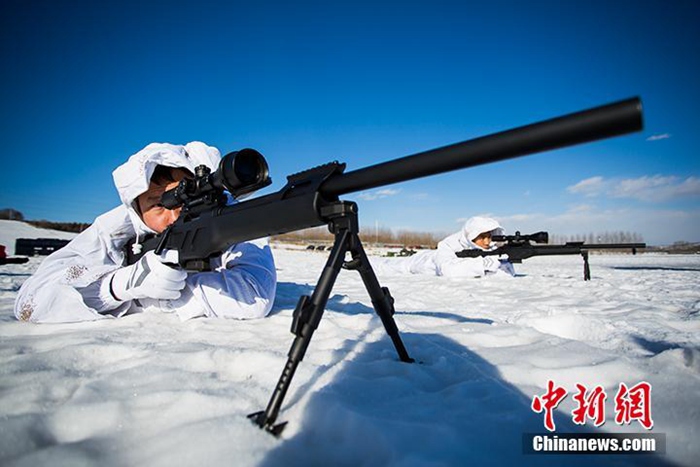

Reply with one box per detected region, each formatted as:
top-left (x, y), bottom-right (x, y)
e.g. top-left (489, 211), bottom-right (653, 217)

top-left (0, 220), bottom-right (77, 255)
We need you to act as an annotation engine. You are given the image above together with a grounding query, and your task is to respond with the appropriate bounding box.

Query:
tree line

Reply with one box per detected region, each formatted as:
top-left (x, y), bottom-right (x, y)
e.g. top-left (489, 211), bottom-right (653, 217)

top-left (272, 226), bottom-right (445, 248)
top-left (548, 232), bottom-right (645, 244)
top-left (272, 227), bottom-right (644, 248)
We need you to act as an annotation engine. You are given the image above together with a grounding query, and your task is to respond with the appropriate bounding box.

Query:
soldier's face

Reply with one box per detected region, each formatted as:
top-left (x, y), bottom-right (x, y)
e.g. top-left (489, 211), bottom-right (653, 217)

top-left (137, 170), bottom-right (189, 234)
top-left (473, 231), bottom-right (492, 249)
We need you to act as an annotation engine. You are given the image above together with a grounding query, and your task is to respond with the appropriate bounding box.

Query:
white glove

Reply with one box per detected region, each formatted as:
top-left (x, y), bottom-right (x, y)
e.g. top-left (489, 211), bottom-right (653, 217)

top-left (110, 251), bottom-right (187, 301)
top-left (483, 256), bottom-right (501, 273)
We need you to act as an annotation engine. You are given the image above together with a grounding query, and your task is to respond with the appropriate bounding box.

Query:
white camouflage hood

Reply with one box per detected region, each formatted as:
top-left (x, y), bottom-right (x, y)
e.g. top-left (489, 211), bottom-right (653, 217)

top-left (460, 216), bottom-right (505, 249)
top-left (112, 141), bottom-right (222, 236)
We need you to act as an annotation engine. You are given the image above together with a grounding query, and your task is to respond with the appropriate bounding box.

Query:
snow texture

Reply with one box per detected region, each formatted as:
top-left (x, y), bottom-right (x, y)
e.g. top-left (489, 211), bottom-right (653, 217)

top-left (1, 222), bottom-right (699, 466)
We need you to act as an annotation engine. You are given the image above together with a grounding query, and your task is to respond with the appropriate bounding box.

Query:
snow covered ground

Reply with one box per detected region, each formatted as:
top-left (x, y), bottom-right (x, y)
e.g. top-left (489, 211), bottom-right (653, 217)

top-left (1, 229), bottom-right (699, 466)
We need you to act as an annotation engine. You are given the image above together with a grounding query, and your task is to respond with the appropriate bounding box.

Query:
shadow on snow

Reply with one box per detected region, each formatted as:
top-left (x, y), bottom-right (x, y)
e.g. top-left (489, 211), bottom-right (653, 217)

top-left (263, 284), bottom-right (676, 467)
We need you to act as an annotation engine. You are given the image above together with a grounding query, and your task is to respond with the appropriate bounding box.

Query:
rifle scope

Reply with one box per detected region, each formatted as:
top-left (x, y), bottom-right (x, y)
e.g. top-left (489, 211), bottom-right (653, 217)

top-left (161, 148), bottom-right (271, 209)
top-left (492, 231), bottom-right (549, 244)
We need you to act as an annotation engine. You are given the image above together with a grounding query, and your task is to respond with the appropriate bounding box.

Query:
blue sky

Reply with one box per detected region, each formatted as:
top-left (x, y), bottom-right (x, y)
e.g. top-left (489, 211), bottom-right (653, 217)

top-left (1, 0), bottom-right (698, 245)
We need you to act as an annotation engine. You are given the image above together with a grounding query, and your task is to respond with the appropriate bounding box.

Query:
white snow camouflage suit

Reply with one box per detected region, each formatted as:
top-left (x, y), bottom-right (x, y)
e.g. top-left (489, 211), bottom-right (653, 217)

top-left (372, 216), bottom-right (515, 278)
top-left (15, 142), bottom-right (276, 323)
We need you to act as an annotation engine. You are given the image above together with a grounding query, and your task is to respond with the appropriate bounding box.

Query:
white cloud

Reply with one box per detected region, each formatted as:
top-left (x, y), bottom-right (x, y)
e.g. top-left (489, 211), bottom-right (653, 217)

top-left (646, 133), bottom-right (672, 141)
top-left (567, 204), bottom-right (594, 213)
top-left (498, 213), bottom-right (540, 222)
top-left (567, 175), bottom-right (700, 202)
top-left (567, 176), bottom-right (606, 197)
top-left (357, 188), bottom-right (401, 201)
top-left (410, 193), bottom-right (432, 201)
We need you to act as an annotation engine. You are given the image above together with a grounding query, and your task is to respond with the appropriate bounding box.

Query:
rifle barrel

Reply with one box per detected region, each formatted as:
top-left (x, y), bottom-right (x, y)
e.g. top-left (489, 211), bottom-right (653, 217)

top-left (573, 243), bottom-right (646, 250)
top-left (321, 97), bottom-right (643, 197)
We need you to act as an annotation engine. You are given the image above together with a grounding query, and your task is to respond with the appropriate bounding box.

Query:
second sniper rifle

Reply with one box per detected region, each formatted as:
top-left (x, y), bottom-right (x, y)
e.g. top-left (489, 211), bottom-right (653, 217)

top-left (127, 97), bottom-right (644, 435)
top-left (456, 231), bottom-right (646, 280)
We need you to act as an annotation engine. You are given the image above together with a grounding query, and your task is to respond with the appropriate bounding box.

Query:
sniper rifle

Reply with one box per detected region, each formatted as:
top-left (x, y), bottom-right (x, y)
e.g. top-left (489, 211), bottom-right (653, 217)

top-left (126, 97), bottom-right (644, 435)
top-left (456, 231), bottom-right (646, 280)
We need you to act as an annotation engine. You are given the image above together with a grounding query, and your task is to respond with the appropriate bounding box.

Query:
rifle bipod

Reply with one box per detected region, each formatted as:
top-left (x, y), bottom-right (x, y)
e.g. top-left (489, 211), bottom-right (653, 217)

top-left (581, 250), bottom-right (591, 281)
top-left (248, 202), bottom-right (414, 436)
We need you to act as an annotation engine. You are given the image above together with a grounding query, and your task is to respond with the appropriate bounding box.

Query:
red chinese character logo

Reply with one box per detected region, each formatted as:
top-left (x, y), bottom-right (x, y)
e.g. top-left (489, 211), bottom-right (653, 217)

top-left (532, 380), bottom-right (568, 431)
top-left (571, 383), bottom-right (607, 427)
top-left (614, 381), bottom-right (653, 429)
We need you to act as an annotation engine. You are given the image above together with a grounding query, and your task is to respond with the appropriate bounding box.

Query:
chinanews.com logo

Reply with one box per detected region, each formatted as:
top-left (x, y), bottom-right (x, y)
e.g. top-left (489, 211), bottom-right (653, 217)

top-left (523, 380), bottom-right (666, 455)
